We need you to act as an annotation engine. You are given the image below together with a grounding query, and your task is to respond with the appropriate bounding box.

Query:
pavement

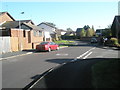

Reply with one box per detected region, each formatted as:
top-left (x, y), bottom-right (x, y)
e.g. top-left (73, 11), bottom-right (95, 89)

top-left (0, 49), bottom-right (35, 61)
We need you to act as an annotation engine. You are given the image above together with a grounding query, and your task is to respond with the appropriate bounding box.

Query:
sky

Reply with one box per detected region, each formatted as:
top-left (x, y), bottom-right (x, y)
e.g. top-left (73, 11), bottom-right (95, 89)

top-left (0, 0), bottom-right (119, 31)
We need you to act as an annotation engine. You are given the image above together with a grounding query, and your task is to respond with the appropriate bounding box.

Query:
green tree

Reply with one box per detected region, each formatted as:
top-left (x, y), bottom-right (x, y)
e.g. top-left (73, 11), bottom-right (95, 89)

top-left (92, 25), bottom-right (95, 35)
top-left (66, 28), bottom-right (73, 31)
top-left (102, 29), bottom-right (112, 37)
top-left (80, 28), bottom-right (86, 37)
top-left (86, 28), bottom-right (94, 37)
top-left (83, 25), bottom-right (90, 30)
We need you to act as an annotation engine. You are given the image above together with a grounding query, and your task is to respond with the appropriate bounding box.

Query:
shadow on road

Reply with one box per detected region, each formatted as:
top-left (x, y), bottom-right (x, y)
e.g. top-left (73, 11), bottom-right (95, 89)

top-left (46, 58), bottom-right (74, 64)
top-left (22, 49), bottom-right (36, 52)
top-left (24, 58), bottom-right (120, 89)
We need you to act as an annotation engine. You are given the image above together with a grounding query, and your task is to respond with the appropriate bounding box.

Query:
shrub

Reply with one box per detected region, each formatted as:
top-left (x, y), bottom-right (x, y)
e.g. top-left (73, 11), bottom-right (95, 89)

top-left (110, 38), bottom-right (119, 45)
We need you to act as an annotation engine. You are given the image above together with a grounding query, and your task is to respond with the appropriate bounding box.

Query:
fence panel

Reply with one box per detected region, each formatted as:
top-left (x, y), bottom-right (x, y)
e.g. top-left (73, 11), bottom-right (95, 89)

top-left (0, 36), bottom-right (11, 54)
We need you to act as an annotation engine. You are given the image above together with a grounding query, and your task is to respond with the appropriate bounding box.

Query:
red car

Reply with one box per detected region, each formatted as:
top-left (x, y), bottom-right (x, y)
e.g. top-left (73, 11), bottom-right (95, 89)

top-left (36, 42), bottom-right (59, 52)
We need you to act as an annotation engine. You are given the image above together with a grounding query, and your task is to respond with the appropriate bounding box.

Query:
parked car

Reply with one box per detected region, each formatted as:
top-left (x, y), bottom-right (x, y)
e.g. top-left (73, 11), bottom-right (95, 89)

top-left (36, 42), bottom-right (59, 52)
top-left (90, 38), bottom-right (98, 43)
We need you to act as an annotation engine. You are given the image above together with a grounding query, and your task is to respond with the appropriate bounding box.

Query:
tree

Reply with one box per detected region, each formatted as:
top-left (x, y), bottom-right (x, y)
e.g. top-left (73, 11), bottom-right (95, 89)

top-left (107, 24), bottom-right (112, 29)
top-left (66, 28), bottom-right (73, 31)
top-left (92, 25), bottom-right (94, 30)
top-left (91, 25), bottom-right (95, 35)
top-left (80, 28), bottom-right (86, 37)
top-left (102, 24), bottom-right (112, 37)
top-left (83, 25), bottom-right (90, 30)
top-left (86, 28), bottom-right (94, 37)
top-left (102, 29), bottom-right (112, 37)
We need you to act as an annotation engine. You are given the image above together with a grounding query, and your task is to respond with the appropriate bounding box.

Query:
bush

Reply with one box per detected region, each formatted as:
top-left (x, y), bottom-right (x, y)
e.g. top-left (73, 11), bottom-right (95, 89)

top-left (92, 59), bottom-right (120, 88)
top-left (110, 38), bottom-right (119, 45)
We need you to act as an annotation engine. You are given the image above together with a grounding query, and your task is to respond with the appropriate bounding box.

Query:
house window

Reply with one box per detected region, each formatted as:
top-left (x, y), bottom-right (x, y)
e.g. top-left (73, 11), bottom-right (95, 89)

top-left (23, 30), bottom-right (26, 37)
top-left (34, 31), bottom-right (36, 36)
top-left (39, 31), bottom-right (42, 37)
top-left (28, 31), bottom-right (31, 43)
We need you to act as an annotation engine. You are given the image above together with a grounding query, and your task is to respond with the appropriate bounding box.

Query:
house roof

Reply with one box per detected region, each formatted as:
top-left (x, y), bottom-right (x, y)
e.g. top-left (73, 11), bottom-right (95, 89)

top-left (111, 16), bottom-right (120, 29)
top-left (76, 28), bottom-right (83, 33)
top-left (23, 23), bottom-right (43, 31)
top-left (65, 31), bottom-right (76, 36)
top-left (55, 29), bottom-right (67, 35)
top-left (115, 16), bottom-right (120, 23)
top-left (1, 21), bottom-right (19, 28)
top-left (0, 12), bottom-right (15, 21)
top-left (111, 15), bottom-right (120, 37)
top-left (16, 20), bottom-right (35, 25)
top-left (1, 21), bottom-right (43, 31)
top-left (38, 22), bottom-right (57, 29)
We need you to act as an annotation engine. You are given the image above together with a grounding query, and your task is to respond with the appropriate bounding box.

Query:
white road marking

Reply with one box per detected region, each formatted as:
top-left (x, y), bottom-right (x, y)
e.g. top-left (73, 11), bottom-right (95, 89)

top-left (0, 58), bottom-right (3, 61)
top-left (56, 54), bottom-right (68, 56)
top-left (76, 51), bottom-right (89, 59)
top-left (76, 47), bottom-right (95, 59)
top-left (83, 52), bottom-right (92, 59)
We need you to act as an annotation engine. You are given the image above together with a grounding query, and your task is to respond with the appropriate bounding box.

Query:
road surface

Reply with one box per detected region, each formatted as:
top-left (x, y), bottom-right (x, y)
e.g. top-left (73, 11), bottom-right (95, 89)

top-left (2, 41), bottom-right (119, 88)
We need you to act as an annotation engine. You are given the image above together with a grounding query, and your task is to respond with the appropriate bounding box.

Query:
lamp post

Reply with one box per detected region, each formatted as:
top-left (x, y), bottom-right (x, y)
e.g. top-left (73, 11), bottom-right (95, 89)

top-left (19, 12), bottom-right (24, 51)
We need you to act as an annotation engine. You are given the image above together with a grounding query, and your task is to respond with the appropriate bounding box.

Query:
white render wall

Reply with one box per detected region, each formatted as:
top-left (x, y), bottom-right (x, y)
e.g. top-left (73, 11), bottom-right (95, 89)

top-left (0, 36), bottom-right (11, 54)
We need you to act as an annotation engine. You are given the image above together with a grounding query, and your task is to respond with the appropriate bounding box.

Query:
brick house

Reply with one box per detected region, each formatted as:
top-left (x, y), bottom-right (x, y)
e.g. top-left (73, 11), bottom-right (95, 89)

top-left (0, 12), bottom-right (44, 53)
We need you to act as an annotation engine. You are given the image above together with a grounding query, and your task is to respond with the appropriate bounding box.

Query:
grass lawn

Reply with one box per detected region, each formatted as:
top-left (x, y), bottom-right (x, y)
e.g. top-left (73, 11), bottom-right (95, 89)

top-left (54, 40), bottom-right (75, 47)
top-left (92, 59), bottom-right (120, 88)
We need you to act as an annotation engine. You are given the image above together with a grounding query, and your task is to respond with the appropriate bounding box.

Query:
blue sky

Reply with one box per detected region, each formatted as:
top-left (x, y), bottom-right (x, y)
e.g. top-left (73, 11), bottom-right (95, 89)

top-left (1, 1), bottom-right (118, 31)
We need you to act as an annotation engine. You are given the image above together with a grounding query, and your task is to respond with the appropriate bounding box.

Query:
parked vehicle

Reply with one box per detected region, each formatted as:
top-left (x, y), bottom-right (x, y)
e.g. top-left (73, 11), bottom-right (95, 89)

top-left (90, 38), bottom-right (98, 43)
top-left (36, 42), bottom-right (59, 52)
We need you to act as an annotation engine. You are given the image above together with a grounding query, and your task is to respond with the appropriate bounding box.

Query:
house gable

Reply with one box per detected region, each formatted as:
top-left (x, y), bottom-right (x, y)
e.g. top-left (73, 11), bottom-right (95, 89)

top-left (21, 24), bottom-right (32, 30)
top-left (16, 20), bottom-right (35, 25)
top-left (0, 12), bottom-right (15, 25)
top-left (38, 23), bottom-right (56, 34)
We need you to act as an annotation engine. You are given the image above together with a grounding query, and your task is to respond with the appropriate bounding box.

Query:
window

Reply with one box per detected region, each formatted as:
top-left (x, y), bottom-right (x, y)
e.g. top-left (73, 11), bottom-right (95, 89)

top-left (34, 31), bottom-right (36, 36)
top-left (28, 31), bottom-right (31, 43)
top-left (39, 31), bottom-right (42, 37)
top-left (23, 30), bottom-right (26, 37)
top-left (40, 42), bottom-right (49, 45)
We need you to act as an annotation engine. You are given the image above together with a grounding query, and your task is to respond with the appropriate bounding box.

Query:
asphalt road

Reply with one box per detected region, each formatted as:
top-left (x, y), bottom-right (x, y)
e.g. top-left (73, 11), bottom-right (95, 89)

top-left (2, 41), bottom-right (119, 88)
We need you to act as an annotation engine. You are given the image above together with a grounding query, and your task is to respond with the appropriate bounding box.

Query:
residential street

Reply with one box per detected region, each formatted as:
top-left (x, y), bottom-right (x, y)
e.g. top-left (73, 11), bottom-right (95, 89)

top-left (2, 41), bottom-right (119, 88)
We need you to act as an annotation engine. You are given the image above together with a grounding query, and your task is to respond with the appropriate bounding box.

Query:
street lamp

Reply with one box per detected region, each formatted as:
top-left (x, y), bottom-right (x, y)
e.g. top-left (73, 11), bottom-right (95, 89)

top-left (19, 12), bottom-right (24, 51)
top-left (19, 12), bottom-right (24, 29)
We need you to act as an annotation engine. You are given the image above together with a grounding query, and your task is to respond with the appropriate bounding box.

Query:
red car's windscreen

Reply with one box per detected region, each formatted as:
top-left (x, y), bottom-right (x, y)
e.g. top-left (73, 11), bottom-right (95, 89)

top-left (40, 42), bottom-right (49, 45)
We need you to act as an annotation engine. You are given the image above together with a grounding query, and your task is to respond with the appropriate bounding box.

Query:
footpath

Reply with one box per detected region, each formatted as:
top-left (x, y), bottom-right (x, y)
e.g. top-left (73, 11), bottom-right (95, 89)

top-left (0, 49), bottom-right (35, 61)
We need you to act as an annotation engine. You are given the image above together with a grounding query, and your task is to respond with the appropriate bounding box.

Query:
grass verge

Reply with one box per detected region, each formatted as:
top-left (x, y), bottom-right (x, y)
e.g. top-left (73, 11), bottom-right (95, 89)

top-left (54, 40), bottom-right (75, 47)
top-left (92, 59), bottom-right (120, 88)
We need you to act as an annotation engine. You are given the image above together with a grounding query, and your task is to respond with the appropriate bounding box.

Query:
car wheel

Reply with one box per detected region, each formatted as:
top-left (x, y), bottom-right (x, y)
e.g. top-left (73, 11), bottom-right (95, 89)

top-left (48, 48), bottom-right (51, 52)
